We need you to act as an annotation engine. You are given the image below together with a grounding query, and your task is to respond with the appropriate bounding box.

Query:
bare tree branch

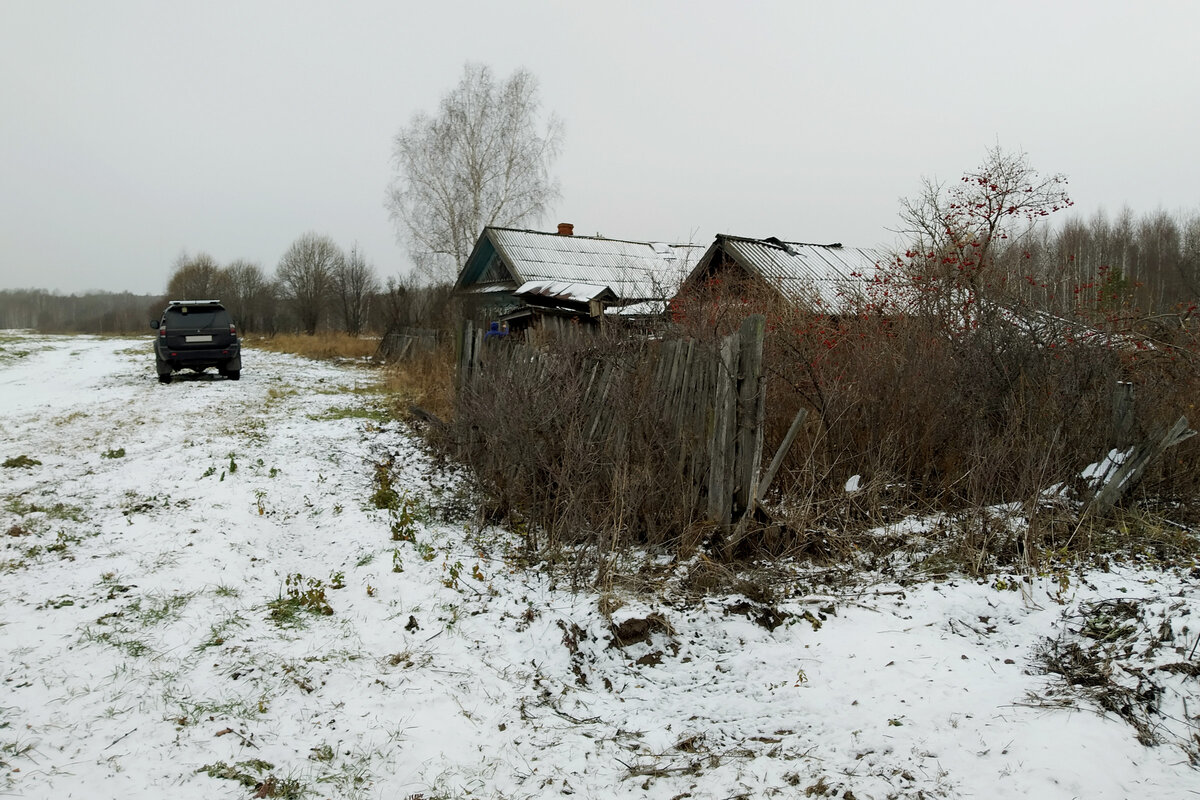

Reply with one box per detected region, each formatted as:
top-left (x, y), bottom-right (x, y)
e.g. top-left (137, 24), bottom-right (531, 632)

top-left (386, 63), bottom-right (563, 283)
top-left (332, 243), bottom-right (379, 336)
top-left (276, 233), bottom-right (342, 335)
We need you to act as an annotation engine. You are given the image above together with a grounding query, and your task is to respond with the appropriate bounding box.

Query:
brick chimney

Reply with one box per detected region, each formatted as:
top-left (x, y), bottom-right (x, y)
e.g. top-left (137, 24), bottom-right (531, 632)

top-left (557, 222), bottom-right (574, 236)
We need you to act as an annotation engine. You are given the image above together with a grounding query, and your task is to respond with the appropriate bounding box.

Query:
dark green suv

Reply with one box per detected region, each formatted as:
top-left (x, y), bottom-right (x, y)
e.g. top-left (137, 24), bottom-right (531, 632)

top-left (151, 300), bottom-right (242, 384)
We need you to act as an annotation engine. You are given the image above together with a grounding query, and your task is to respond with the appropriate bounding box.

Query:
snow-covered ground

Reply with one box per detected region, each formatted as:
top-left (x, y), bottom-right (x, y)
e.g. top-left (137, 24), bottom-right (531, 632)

top-left (1, 332), bottom-right (1197, 799)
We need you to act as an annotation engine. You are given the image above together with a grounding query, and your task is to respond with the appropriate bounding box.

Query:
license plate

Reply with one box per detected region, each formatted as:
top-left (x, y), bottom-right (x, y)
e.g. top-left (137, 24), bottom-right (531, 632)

top-left (185, 335), bottom-right (212, 343)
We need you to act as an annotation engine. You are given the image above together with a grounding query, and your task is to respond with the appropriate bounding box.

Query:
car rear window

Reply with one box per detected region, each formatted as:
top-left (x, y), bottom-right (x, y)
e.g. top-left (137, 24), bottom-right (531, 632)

top-left (165, 306), bottom-right (231, 329)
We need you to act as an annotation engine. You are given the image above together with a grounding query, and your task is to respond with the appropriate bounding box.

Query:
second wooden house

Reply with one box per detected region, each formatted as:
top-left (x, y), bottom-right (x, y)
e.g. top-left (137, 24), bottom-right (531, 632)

top-left (454, 223), bottom-right (704, 334)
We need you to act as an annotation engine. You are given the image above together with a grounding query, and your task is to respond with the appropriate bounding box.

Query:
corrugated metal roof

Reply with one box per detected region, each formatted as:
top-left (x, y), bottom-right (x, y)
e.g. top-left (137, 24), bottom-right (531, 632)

top-left (514, 280), bottom-right (614, 304)
top-left (609, 299), bottom-right (668, 317)
top-left (715, 236), bottom-right (899, 313)
top-left (489, 228), bottom-right (703, 302)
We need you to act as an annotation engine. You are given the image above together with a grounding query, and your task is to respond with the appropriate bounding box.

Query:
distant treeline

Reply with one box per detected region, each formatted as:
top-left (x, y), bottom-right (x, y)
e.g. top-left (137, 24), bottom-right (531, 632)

top-left (0, 281), bottom-right (453, 337)
top-left (1, 232), bottom-right (454, 336)
top-left (993, 207), bottom-right (1200, 314)
top-left (0, 289), bottom-right (161, 333)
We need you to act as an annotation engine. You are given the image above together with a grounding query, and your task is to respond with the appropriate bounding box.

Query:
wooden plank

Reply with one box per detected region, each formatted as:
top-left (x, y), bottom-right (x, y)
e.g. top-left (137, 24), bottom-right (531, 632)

top-left (397, 336), bottom-right (414, 362)
top-left (674, 344), bottom-right (696, 480)
top-left (472, 328), bottom-right (485, 385)
top-left (662, 340), bottom-right (682, 418)
top-left (683, 349), bottom-right (707, 484)
top-left (668, 340), bottom-right (687, 435)
top-left (666, 339), bottom-right (687, 418)
top-left (732, 314), bottom-right (766, 516)
top-left (455, 319), bottom-right (473, 389)
top-left (653, 339), bottom-right (672, 405)
top-left (584, 359), bottom-right (601, 399)
top-left (609, 365), bottom-right (631, 458)
top-left (588, 361), bottom-right (615, 442)
top-left (707, 331), bottom-right (739, 527)
top-left (757, 406), bottom-right (809, 504)
top-left (1089, 415), bottom-right (1196, 515)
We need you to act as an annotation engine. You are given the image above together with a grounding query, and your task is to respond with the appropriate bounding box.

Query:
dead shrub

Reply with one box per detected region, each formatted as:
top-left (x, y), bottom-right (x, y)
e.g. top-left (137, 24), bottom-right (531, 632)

top-left (444, 268), bottom-right (1200, 581)
top-left (450, 328), bottom-right (714, 577)
top-left (670, 272), bottom-right (1200, 559)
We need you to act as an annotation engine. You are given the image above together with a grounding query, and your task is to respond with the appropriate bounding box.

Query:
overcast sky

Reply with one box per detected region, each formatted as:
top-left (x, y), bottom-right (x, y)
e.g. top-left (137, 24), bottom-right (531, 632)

top-left (2, 1), bottom-right (1198, 294)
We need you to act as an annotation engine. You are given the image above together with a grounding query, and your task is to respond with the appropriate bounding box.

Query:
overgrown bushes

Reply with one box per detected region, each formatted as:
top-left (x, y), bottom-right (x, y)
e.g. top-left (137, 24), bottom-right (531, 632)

top-left (451, 332), bottom-right (714, 575)
top-left (447, 281), bottom-right (1200, 570)
top-left (686, 279), bottom-right (1200, 527)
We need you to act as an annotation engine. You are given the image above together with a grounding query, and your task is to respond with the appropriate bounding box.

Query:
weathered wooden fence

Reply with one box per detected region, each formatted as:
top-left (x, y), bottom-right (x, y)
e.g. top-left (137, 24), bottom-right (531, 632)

top-left (376, 327), bottom-right (443, 362)
top-left (457, 315), bottom-right (769, 533)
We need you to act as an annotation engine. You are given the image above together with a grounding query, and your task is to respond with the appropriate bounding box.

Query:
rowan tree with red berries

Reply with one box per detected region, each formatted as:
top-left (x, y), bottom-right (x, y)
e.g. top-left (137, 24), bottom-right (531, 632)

top-left (894, 146), bottom-right (1073, 325)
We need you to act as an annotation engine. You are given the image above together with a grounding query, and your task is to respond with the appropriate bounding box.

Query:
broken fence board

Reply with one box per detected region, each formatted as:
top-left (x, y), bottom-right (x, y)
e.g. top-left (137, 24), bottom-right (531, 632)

top-left (1088, 415), bottom-right (1196, 515)
top-left (758, 406), bottom-right (809, 504)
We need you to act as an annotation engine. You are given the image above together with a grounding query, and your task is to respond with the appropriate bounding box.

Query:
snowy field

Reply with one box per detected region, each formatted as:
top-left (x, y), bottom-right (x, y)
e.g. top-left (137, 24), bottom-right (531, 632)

top-left (1, 332), bottom-right (1197, 799)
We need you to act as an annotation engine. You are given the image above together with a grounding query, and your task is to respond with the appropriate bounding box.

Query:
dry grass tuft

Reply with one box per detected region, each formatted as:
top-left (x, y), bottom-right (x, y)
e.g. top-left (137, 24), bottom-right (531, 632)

top-left (381, 346), bottom-right (455, 422)
top-left (248, 331), bottom-right (456, 423)
top-left (248, 332), bottom-right (378, 361)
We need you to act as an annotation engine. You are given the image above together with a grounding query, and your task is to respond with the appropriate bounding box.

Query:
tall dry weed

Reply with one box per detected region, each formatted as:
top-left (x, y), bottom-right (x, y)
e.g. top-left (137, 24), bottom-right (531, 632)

top-left (382, 345), bottom-right (456, 422)
top-left (450, 329), bottom-right (711, 577)
top-left (248, 332), bottom-right (378, 361)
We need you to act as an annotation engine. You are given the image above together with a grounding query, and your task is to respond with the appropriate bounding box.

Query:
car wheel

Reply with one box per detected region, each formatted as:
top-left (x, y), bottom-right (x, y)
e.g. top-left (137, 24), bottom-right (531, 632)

top-left (158, 373), bottom-right (172, 384)
top-left (227, 370), bottom-right (241, 381)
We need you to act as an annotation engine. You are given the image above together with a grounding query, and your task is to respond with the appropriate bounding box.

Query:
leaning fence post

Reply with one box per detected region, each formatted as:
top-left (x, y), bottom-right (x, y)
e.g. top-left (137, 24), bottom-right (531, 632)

top-left (1112, 381), bottom-right (1135, 449)
top-left (757, 406), bottom-right (809, 505)
top-left (721, 315), bottom-right (767, 552)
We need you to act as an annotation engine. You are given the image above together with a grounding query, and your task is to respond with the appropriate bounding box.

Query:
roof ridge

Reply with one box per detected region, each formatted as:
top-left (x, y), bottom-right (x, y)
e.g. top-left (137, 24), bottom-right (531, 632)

top-left (487, 226), bottom-right (699, 249)
top-left (717, 233), bottom-right (845, 250)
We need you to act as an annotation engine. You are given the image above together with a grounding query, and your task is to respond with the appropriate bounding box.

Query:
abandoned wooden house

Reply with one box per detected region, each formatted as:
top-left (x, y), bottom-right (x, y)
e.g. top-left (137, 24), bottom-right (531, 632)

top-left (453, 223), bottom-right (704, 335)
top-left (678, 234), bottom-right (899, 317)
top-left (676, 234), bottom-right (1133, 353)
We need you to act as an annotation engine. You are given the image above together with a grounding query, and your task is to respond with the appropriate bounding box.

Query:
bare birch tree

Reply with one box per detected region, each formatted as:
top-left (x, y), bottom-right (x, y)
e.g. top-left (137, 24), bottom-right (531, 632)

top-left (386, 63), bottom-right (563, 283)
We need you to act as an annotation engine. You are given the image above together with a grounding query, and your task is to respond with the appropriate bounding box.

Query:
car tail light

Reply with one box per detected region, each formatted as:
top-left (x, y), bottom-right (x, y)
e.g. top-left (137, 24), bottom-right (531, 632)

top-left (159, 325), bottom-right (166, 338)
top-left (229, 323), bottom-right (237, 336)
